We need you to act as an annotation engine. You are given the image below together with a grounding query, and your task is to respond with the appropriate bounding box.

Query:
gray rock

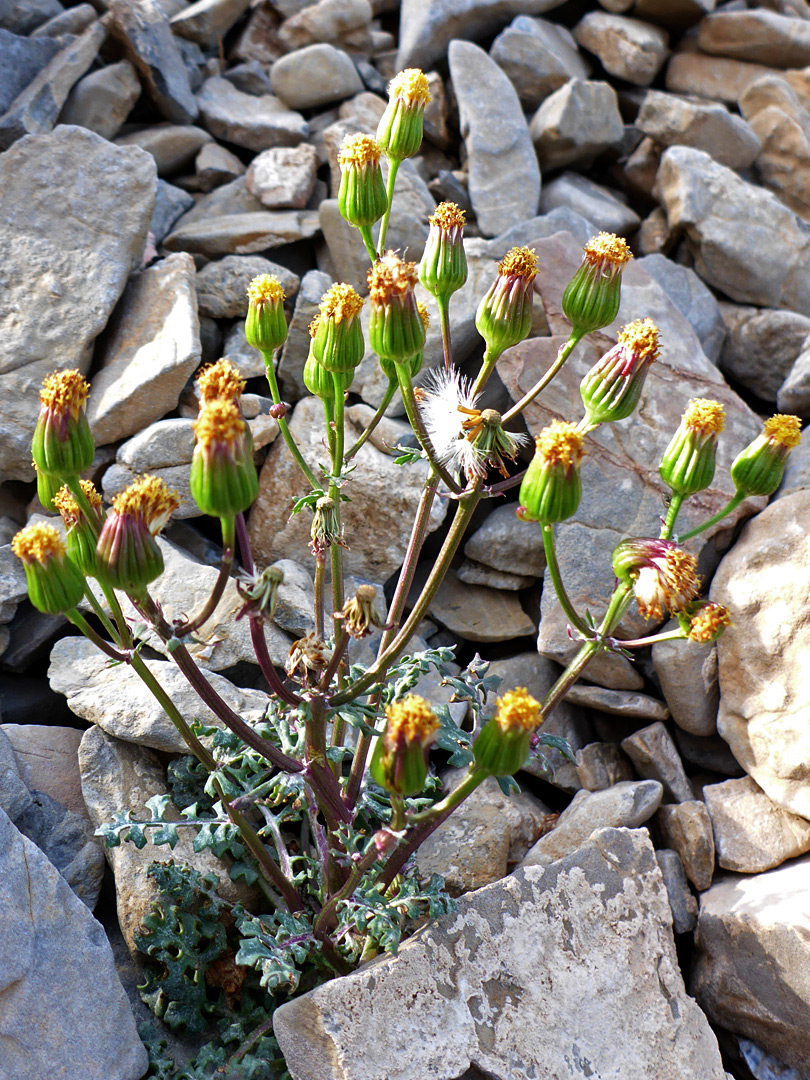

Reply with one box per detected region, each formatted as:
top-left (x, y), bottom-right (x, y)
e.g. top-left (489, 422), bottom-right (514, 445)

top-left (0, 803), bottom-right (148, 1079)
top-left (656, 848), bottom-right (698, 933)
top-left (704, 775), bottom-right (810, 874)
top-left (463, 502), bottom-right (548, 577)
top-left (738, 1039), bottom-right (810, 1080)
top-left (107, 0), bottom-right (197, 123)
top-left (739, 76), bottom-right (810, 223)
top-left (174, 174), bottom-right (266, 228)
top-left (490, 15), bottom-right (590, 110)
top-left (0, 725), bottom-right (33, 822)
top-left (170, 0), bottom-right (250, 46)
top-left (0, 28), bottom-right (61, 115)
top-left (698, 9), bottom-right (810, 69)
top-left (776, 425), bottom-right (810, 499)
top-left (653, 622), bottom-right (719, 737)
top-left (163, 208), bottom-right (320, 257)
top-left (574, 12), bottom-right (670, 87)
top-left (456, 559), bottom-right (537, 590)
top-left (195, 254), bottom-right (299, 318)
top-left (221, 319), bottom-right (268, 380)
top-left (1, 724), bottom-right (86, 818)
top-left (521, 780), bottom-right (663, 867)
top-left (636, 89), bottom-right (760, 170)
top-left (657, 800), bottom-right (715, 891)
top-left (576, 741), bottom-right (635, 791)
top-left (657, 146), bottom-right (810, 313)
top-left (692, 853), bottom-right (810, 1072)
top-left (665, 51), bottom-right (780, 106)
top-left (539, 172), bottom-right (640, 236)
top-left (270, 558), bottom-right (315, 637)
top-left (0, 0), bottom-right (64, 34)
top-left (197, 76), bottom-right (308, 152)
top-left (31, 2), bottom-right (96, 38)
top-left (275, 0), bottom-right (371, 52)
top-left (674, 728), bottom-right (744, 779)
top-left (634, 0), bottom-right (715, 26)
top-left (59, 59), bottom-right (140, 140)
top-left (223, 60), bottom-right (274, 97)
top-left (422, 567), bottom-right (536, 643)
top-left (565, 683), bottom-right (670, 721)
top-left (778, 338), bottom-right (810, 414)
top-left (0, 21), bottom-right (105, 148)
top-left (115, 122), bottom-right (213, 175)
top-left (637, 253), bottom-right (726, 364)
top-left (718, 302), bottom-right (810, 402)
top-left (14, 789), bottom-right (104, 908)
top-left (622, 722), bottom-right (694, 804)
top-left (0, 126), bottom-right (156, 482)
top-left (194, 140), bottom-right (245, 191)
top-left (277, 269), bottom-right (334, 400)
top-left (449, 39), bottom-right (540, 237)
top-left (530, 78), bottom-right (624, 172)
top-left (270, 44), bottom-right (364, 111)
top-left (149, 179), bottom-right (195, 243)
top-left (246, 143), bottom-right (319, 210)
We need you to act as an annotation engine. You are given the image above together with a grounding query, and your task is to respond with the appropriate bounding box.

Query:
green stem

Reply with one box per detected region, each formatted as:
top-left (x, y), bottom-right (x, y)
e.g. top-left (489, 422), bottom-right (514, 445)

top-left (675, 491), bottom-right (745, 543)
top-left (396, 363), bottom-right (462, 494)
top-left (98, 581), bottom-right (133, 650)
top-left (501, 332), bottom-right (584, 424)
top-left (358, 223), bottom-right (378, 264)
top-left (377, 158), bottom-right (400, 256)
top-left (660, 493), bottom-right (685, 540)
top-left (471, 345), bottom-right (503, 398)
top-left (82, 584), bottom-right (120, 644)
top-left (329, 375), bottom-right (345, 630)
top-left (312, 840), bottom-right (381, 939)
top-left (344, 380), bottom-right (397, 462)
top-left (262, 350), bottom-right (323, 491)
top-left (66, 609), bottom-right (128, 663)
top-left (541, 523), bottom-right (594, 640)
top-left (437, 294), bottom-right (453, 374)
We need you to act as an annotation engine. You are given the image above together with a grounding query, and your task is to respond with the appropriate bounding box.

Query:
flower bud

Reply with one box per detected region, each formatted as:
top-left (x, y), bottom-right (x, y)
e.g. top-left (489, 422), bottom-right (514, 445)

top-left (190, 400), bottom-right (258, 519)
top-left (473, 687), bottom-right (541, 777)
top-left (580, 318), bottom-right (660, 427)
top-left (245, 275), bottom-right (287, 353)
top-left (730, 414), bottom-right (802, 497)
top-left (196, 358), bottom-right (246, 406)
top-left (518, 421), bottom-right (584, 524)
top-left (368, 252), bottom-right (426, 365)
top-left (53, 480), bottom-right (103, 578)
top-left (561, 233), bottom-right (633, 336)
top-left (659, 398), bottom-right (725, 497)
top-left (475, 247), bottom-right (538, 357)
top-left (36, 467), bottom-right (64, 513)
top-left (31, 370), bottom-right (95, 479)
top-left (338, 584), bottom-right (386, 639)
top-left (96, 476), bottom-right (178, 592)
top-left (677, 600), bottom-right (731, 644)
top-left (12, 522), bottom-right (86, 615)
top-left (379, 299), bottom-right (429, 381)
top-left (376, 68), bottom-right (431, 162)
top-left (370, 694), bottom-right (440, 796)
top-left (612, 537), bottom-right (700, 621)
top-left (418, 201), bottom-right (468, 302)
top-left (302, 334), bottom-right (354, 403)
top-left (236, 564), bottom-right (284, 623)
top-left (338, 133), bottom-right (388, 228)
top-left (310, 283), bottom-right (365, 374)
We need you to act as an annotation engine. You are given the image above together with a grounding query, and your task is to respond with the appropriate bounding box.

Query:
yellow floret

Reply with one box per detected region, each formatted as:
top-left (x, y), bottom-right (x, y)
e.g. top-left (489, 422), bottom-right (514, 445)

top-left (197, 359), bottom-right (246, 404)
top-left (617, 318), bottom-right (660, 363)
top-left (582, 233), bottom-right (633, 267)
top-left (764, 413), bottom-right (801, 449)
top-left (193, 399), bottom-right (246, 448)
top-left (388, 68), bottom-right (431, 105)
top-left (319, 282), bottom-right (364, 323)
top-left (430, 201), bottom-right (466, 231)
top-left (368, 251), bottom-right (419, 303)
top-left (12, 522), bottom-right (65, 564)
top-left (535, 420), bottom-right (584, 469)
top-left (498, 246), bottom-right (538, 281)
top-left (39, 369), bottom-right (90, 417)
top-left (247, 274), bottom-right (285, 306)
top-left (112, 475), bottom-right (179, 534)
top-left (682, 398), bottom-right (725, 435)
top-left (385, 694), bottom-right (440, 746)
top-left (338, 132), bottom-right (382, 168)
top-left (494, 687), bottom-right (541, 732)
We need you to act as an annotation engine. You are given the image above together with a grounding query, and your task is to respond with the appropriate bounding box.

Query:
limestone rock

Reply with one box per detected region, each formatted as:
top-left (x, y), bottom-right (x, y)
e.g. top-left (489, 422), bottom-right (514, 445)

top-left (698, 10), bottom-right (810, 69)
top-left (0, 0), bottom-right (64, 36)
top-left (163, 208), bottom-right (319, 257)
top-left (59, 59), bottom-right (141, 140)
top-left (170, 0), bottom-right (251, 46)
top-left (197, 76), bottom-right (308, 151)
top-left (116, 122), bottom-right (213, 175)
top-left (565, 684), bottom-right (669, 722)
top-left (463, 502), bottom-right (547, 578)
top-left (665, 52), bottom-right (780, 106)
top-left (173, 175), bottom-right (264, 227)
top-left (276, 827), bottom-right (727, 1080)
top-left (747, 104), bottom-right (810, 223)
top-left (539, 172), bottom-right (640, 236)
top-left (637, 253), bottom-right (726, 364)
top-left (704, 776), bottom-right (810, 874)
top-left (0, 804), bottom-right (148, 1080)
top-left (574, 12), bottom-right (669, 87)
top-left (622, 722), bottom-right (694, 804)
top-left (530, 78), bottom-right (624, 172)
top-left (276, 0), bottom-right (371, 52)
top-left (490, 15), bottom-right (590, 110)
top-left (193, 141), bottom-right (245, 191)
top-left (246, 143), bottom-right (319, 209)
top-left (653, 622), bottom-right (719, 737)
top-left (0, 28), bottom-right (61, 115)
top-left (449, 39), bottom-right (540, 237)
top-left (0, 126), bottom-right (156, 482)
top-left (270, 44), bottom-right (364, 111)
top-left (636, 89), bottom-right (760, 170)
top-left (456, 559), bottom-right (536, 590)
top-left (1, 724), bottom-right (85, 816)
top-left (712, 491), bottom-right (810, 819)
top-left (415, 799), bottom-right (510, 895)
top-left (655, 848), bottom-right (698, 934)
top-left (150, 181), bottom-right (194, 245)
top-left (0, 726), bottom-right (33, 822)
top-left (717, 302), bottom-right (810, 402)
top-left (657, 800), bottom-right (715, 891)
top-left (195, 254), bottom-right (299, 318)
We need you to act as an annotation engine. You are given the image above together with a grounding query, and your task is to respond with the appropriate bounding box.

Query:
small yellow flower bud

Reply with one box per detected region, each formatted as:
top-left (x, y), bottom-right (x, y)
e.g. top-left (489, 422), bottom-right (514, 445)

top-left (368, 251), bottom-right (426, 365)
top-left (370, 694), bottom-right (440, 796)
top-left (419, 201), bottom-right (468, 303)
top-left (377, 68), bottom-right (431, 161)
top-left (338, 133), bottom-right (388, 229)
top-left (562, 233), bottom-right (633, 336)
top-left (730, 414), bottom-right (802, 497)
top-left (473, 687), bottom-right (541, 776)
top-left (245, 274), bottom-right (287, 353)
top-left (190, 400), bottom-right (258, 519)
top-left (311, 283), bottom-right (365, 374)
top-left (475, 246), bottom-right (538, 358)
top-left (580, 318), bottom-right (660, 427)
top-left (12, 521), bottom-right (85, 614)
top-left (197, 358), bottom-right (246, 405)
top-left (96, 476), bottom-right (179, 592)
top-left (659, 398), bottom-right (725, 497)
top-left (519, 421), bottom-right (584, 524)
top-left (32, 369), bottom-right (95, 479)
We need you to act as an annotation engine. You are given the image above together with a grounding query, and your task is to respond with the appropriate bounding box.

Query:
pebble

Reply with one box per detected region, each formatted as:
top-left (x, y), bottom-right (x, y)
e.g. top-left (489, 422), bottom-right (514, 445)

top-left (59, 59), bottom-right (141, 141)
top-left (653, 622), bottom-right (719, 737)
top-left (657, 800), bottom-right (715, 891)
top-left (704, 776), bottom-right (810, 874)
top-left (194, 141), bottom-right (245, 191)
top-left (530, 78), bottom-right (625, 172)
top-left (539, 172), bottom-right (641, 236)
top-left (490, 14), bottom-right (590, 111)
top-left (163, 208), bottom-right (320, 257)
top-left (622, 722), bottom-right (695, 804)
top-left (655, 848), bottom-right (698, 934)
top-left (197, 75), bottom-right (308, 152)
top-left (270, 44), bottom-right (363, 111)
top-left (246, 143), bottom-right (319, 209)
top-left (698, 9), bottom-right (810, 69)
top-left (149, 178), bottom-right (194, 243)
top-left (576, 741), bottom-right (635, 791)
top-left (170, 0), bottom-right (251, 47)
top-left (195, 254), bottom-right (299, 318)
top-left (0, 0), bottom-right (64, 34)
top-left (574, 11), bottom-right (670, 87)
top-left (115, 122), bottom-right (213, 175)
top-left (637, 253), bottom-right (726, 364)
top-left (636, 88), bottom-right (760, 170)
top-left (420, 566), bottom-right (536, 644)
top-left (276, 0), bottom-right (372, 52)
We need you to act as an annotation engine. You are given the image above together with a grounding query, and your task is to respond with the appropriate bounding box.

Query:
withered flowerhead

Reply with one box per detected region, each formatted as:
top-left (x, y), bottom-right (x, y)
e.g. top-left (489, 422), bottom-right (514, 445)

top-left (613, 537), bottom-right (701, 621)
top-left (197, 358), bottom-right (246, 405)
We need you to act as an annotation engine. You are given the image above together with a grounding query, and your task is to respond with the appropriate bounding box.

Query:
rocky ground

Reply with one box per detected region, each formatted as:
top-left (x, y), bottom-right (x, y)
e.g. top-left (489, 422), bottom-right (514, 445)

top-left (2, 0), bottom-right (810, 1077)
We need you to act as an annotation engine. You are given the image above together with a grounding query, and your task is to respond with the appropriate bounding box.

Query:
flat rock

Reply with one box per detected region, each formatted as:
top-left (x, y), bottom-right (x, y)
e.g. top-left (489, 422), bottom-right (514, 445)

top-left (59, 59), bottom-right (141, 141)
top-left (0, 804), bottom-right (147, 1080)
top-left (194, 141), bottom-right (245, 191)
top-left (490, 15), bottom-right (590, 110)
top-left (698, 10), bottom-right (810, 69)
top-left (539, 172), bottom-right (640, 236)
top-left (276, 828), bottom-right (728, 1080)
top-left (270, 43), bottom-right (364, 111)
top-left (463, 502), bottom-right (547, 577)
top-left (530, 77), bottom-right (624, 172)
top-left (0, 725), bottom-right (33, 822)
top-left (150, 179), bottom-right (195, 243)
top-left (170, 0), bottom-right (251, 46)
top-left (418, 566), bottom-right (535, 643)
top-left (704, 776), bottom-right (810, 874)
top-left (196, 76), bottom-right (308, 151)
top-left (30, 2), bottom-right (96, 38)
top-left (0, 126), bottom-right (155, 482)
top-left (247, 398), bottom-right (448, 579)
top-left (107, 0), bottom-right (197, 123)
top-left (195, 253), bottom-right (299, 318)
top-left (576, 741), bottom-right (635, 791)
top-left (712, 491), bottom-right (810, 819)
top-left (778, 337), bottom-right (810, 415)
top-left (449, 39), bottom-right (540, 237)
top-left (574, 11), bottom-right (669, 87)
top-left (1, 724), bottom-right (85, 816)
top-left (692, 854), bottom-right (810, 1072)
top-left (163, 208), bottom-right (319, 257)
top-left (116, 123), bottom-right (213, 175)
top-left (717, 302), bottom-right (810, 402)
top-left (622, 722), bottom-right (694, 804)
top-left (637, 88), bottom-right (760, 170)
top-left (665, 51), bottom-right (780, 106)
top-left (653, 621), bottom-right (719, 737)
top-left (173, 175), bottom-right (265, 227)
top-left (0, 27), bottom-right (61, 115)
top-left (637, 253), bottom-right (726, 364)
top-left (565, 683), bottom-right (669, 721)
top-left (275, 0), bottom-right (372, 52)
top-left (456, 558), bottom-right (537, 590)
top-left (657, 800), bottom-right (715, 891)
top-left (246, 143), bottom-right (319, 209)
top-left (656, 848), bottom-right (698, 934)
top-left (0, 0), bottom-right (64, 35)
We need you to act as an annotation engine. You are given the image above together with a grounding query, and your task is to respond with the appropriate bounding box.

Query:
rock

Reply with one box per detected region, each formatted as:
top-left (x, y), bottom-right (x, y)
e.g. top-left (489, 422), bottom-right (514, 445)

top-left (49, 635), bottom-right (270, 754)
top-left (665, 52), bottom-right (780, 106)
top-left (0, 126), bottom-right (156, 482)
top-left (746, 106), bottom-right (810, 224)
top-left (737, 1039), bottom-right (809, 1080)
top-left (530, 78), bottom-right (624, 172)
top-left (576, 741), bottom-right (635, 791)
top-left (653, 622), bottom-right (719, 737)
top-left (521, 780), bottom-right (663, 867)
top-left (456, 559), bottom-right (536, 590)
top-left (698, 10), bottom-right (810, 69)
top-left (150, 179), bottom-right (195, 243)
top-left (539, 172), bottom-right (640, 236)
top-left (636, 89), bottom-right (760, 170)
top-left (277, 269), bottom-right (334, 399)
top-left (170, 0), bottom-right (251, 46)
top-left (655, 848), bottom-right (698, 934)
top-left (634, 0), bottom-right (714, 27)
top-left (692, 854), bottom-right (810, 1072)
top-left (574, 12), bottom-right (670, 87)
top-left (0, 21), bottom-right (105, 148)
top-left (0, 28), bottom-right (61, 115)
top-left (195, 254), bottom-right (299, 318)
top-left (246, 143), bottom-right (319, 209)
top-left (463, 502), bottom-right (547, 578)
top-left (270, 558), bottom-right (315, 637)
top-left (79, 726), bottom-right (256, 955)
top-left (657, 800), bottom-right (715, 891)
top-left (271, 44), bottom-right (363, 111)
top-left (174, 175), bottom-right (265, 226)
top-left (107, 0), bottom-right (198, 124)
top-left (778, 338), bottom-right (810, 415)
top-left (565, 683), bottom-right (670, 721)
top-left (0, 726), bottom-right (33, 822)
top-left (194, 141), bottom-right (245, 191)
top-left (221, 319), bottom-right (270, 380)
top-left (59, 59), bottom-right (141, 140)
top-left (712, 491), bottom-right (810, 819)
top-left (196, 76), bottom-right (308, 151)
top-left (418, 566), bottom-right (536, 643)
top-left (490, 15), bottom-right (590, 111)
top-left (31, 2), bottom-right (97, 38)
top-left (637, 253), bottom-right (726, 364)
top-left (276, 0), bottom-right (371, 52)
top-left (1, 724), bottom-right (85, 816)
top-left (230, 2), bottom-right (283, 66)
top-left (622, 722), bottom-right (694, 804)
top-left (86, 253), bottom-right (200, 446)
top-left (276, 827), bottom-right (728, 1080)
top-left (704, 776), bottom-right (810, 874)
top-left (163, 208), bottom-right (319, 257)
top-left (776, 425), bottom-right (810, 498)
top-left (247, 398), bottom-right (447, 579)
top-left (449, 39), bottom-right (540, 237)
top-left (623, 135), bottom-right (661, 201)
top-left (657, 146), bottom-right (810, 314)
top-left (0, 804), bottom-right (148, 1080)
top-left (115, 122), bottom-right (213, 175)
top-left (717, 302), bottom-right (810, 402)
top-left (224, 60), bottom-right (274, 97)
top-left (0, 0), bottom-right (64, 34)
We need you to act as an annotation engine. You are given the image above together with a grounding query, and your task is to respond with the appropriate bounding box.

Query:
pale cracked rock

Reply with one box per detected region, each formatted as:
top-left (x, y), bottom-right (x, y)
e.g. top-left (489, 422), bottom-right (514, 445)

top-left (276, 827), bottom-right (727, 1080)
top-left (163, 208), bottom-right (319, 257)
top-left (87, 252), bottom-right (200, 446)
top-left (520, 781), bottom-right (663, 867)
top-left (657, 146), bottom-right (810, 313)
top-left (270, 44), bottom-right (364, 111)
top-left (1, 724), bottom-right (86, 817)
top-left (490, 15), bottom-right (590, 111)
top-left (498, 232), bottom-right (764, 689)
top-left (712, 491), bottom-right (810, 820)
top-left (692, 853), bottom-right (810, 1072)
top-left (247, 398), bottom-right (447, 579)
top-left (657, 800), bottom-right (715, 892)
top-left (574, 12), bottom-right (670, 88)
top-left (0, 805), bottom-right (148, 1080)
top-left (449, 39), bottom-right (540, 237)
top-left (0, 126), bottom-right (156, 482)
top-left (698, 10), bottom-right (810, 70)
top-left (48, 635), bottom-right (271, 754)
top-left (636, 89), bottom-right (760, 171)
top-left (622, 722), bottom-right (694, 804)
top-left (530, 78), bottom-right (624, 172)
top-left (196, 76), bottom-right (308, 152)
top-left (703, 776), bottom-right (810, 874)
